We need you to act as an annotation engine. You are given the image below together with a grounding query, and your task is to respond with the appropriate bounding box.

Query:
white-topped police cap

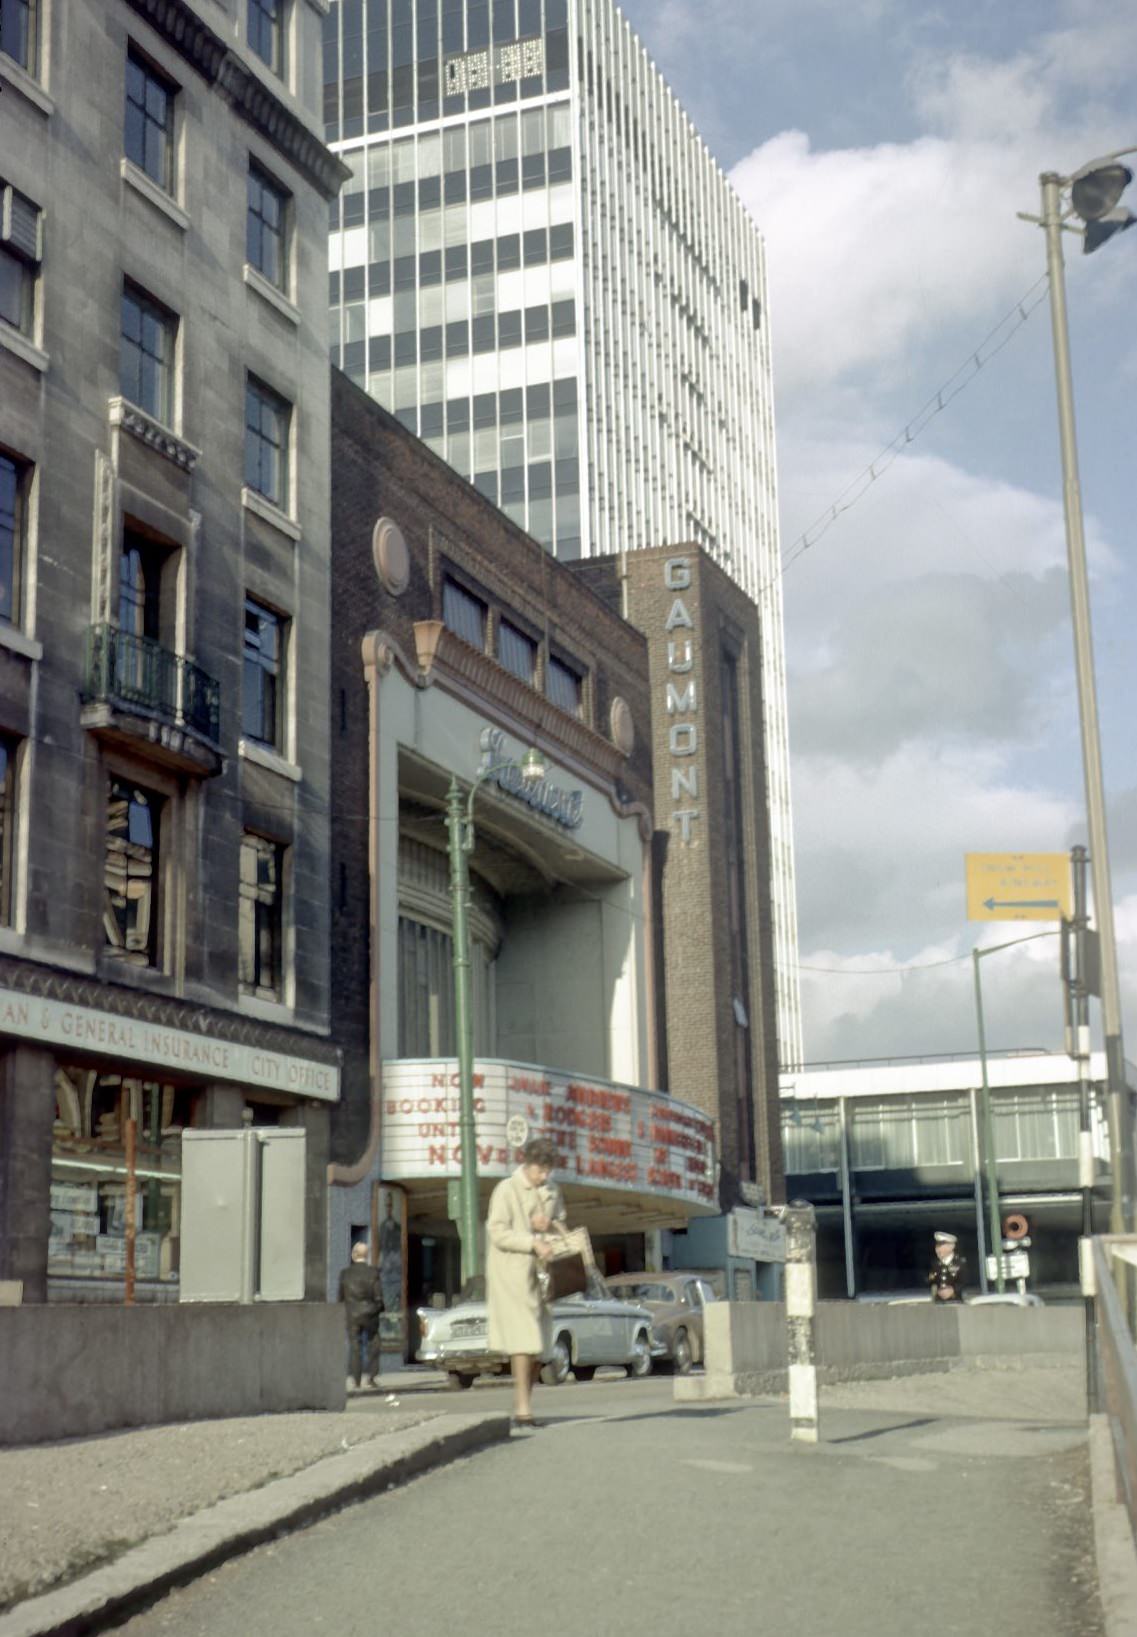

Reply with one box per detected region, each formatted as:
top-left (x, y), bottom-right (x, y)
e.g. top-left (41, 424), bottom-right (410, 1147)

top-left (934, 1231), bottom-right (958, 1244)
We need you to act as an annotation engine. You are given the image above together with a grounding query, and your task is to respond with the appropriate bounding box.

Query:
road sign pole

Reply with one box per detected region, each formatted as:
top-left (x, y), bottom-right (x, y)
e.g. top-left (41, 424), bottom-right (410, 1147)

top-left (972, 949), bottom-right (1005, 1294)
top-left (1070, 846), bottom-right (1099, 1411)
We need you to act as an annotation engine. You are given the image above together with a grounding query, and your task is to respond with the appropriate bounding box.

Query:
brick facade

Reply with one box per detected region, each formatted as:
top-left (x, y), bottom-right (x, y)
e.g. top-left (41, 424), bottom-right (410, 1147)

top-left (328, 368), bottom-right (654, 1177)
top-left (574, 549), bottom-right (786, 1208)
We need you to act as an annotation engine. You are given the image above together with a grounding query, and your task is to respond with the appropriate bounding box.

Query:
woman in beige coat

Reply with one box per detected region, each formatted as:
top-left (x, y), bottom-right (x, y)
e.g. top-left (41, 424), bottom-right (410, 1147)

top-left (486, 1136), bottom-right (565, 1427)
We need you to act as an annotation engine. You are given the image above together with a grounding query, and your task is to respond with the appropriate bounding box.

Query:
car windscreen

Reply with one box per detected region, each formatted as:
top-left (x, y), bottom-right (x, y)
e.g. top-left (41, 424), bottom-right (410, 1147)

top-left (609, 1283), bottom-right (673, 1303)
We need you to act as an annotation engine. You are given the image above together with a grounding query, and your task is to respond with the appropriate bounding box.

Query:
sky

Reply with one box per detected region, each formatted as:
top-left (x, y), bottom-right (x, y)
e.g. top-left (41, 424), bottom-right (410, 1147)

top-left (619, 0), bottom-right (1137, 1066)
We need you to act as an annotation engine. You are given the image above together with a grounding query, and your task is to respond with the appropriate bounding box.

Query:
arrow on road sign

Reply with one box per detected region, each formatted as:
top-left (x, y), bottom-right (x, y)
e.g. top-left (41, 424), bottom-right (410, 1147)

top-left (983, 897), bottom-right (1060, 912)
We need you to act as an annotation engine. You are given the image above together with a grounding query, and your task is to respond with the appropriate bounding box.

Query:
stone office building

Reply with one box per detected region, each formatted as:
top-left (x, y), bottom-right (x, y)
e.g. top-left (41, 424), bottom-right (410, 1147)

top-left (328, 368), bottom-right (720, 1315)
top-left (0, 0), bottom-right (347, 1301)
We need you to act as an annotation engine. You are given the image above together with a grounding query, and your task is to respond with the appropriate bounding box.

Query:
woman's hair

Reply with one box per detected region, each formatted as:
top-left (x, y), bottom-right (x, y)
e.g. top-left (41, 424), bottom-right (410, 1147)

top-left (521, 1136), bottom-right (558, 1169)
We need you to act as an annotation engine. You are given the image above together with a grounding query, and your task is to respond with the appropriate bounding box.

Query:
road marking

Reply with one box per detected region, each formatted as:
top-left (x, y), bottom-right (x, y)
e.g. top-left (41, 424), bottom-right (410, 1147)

top-left (681, 1458), bottom-right (754, 1474)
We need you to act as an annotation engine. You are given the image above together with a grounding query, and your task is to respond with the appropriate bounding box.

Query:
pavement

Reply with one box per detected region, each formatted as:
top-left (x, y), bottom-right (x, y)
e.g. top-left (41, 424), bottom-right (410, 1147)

top-left (102, 1365), bottom-right (1106, 1637)
top-left (0, 1361), bottom-right (1127, 1637)
top-left (0, 1367), bottom-right (507, 1636)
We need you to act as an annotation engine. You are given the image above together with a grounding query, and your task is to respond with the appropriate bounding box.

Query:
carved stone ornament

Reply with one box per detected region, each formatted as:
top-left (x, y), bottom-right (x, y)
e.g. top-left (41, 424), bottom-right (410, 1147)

top-left (372, 516), bottom-right (410, 595)
top-left (609, 696), bottom-right (635, 757)
top-left (109, 397), bottom-right (200, 473)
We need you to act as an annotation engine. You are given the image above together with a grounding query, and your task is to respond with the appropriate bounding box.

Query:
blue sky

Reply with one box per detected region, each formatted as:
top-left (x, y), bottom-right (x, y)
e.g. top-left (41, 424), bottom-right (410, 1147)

top-left (620, 0), bottom-right (1137, 1063)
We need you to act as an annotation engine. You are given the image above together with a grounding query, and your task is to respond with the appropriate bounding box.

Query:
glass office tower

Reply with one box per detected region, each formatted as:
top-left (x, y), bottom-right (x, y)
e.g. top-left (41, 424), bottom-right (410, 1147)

top-left (324, 0), bottom-right (802, 1066)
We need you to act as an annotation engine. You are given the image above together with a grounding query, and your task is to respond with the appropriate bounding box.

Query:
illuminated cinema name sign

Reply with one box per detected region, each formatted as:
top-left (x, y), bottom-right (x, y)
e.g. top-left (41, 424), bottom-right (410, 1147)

top-left (662, 557), bottom-right (700, 844)
top-left (478, 727), bottom-right (583, 830)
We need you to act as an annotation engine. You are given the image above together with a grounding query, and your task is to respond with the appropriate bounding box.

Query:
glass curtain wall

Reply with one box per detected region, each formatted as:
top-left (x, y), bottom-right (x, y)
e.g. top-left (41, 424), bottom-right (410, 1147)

top-left (327, 0), bottom-right (579, 554)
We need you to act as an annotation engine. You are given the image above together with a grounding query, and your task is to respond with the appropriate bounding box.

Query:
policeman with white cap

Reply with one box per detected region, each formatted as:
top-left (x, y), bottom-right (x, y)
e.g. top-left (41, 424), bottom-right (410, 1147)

top-left (928, 1231), bottom-right (965, 1302)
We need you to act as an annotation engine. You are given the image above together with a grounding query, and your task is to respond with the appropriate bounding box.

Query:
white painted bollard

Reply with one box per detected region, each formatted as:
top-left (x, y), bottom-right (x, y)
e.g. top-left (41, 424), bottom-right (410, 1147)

top-left (784, 1202), bottom-right (819, 1443)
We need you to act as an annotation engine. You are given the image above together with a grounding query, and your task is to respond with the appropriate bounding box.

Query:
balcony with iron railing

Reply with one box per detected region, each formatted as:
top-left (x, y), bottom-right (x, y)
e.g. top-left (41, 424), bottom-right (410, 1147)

top-left (81, 625), bottom-right (223, 776)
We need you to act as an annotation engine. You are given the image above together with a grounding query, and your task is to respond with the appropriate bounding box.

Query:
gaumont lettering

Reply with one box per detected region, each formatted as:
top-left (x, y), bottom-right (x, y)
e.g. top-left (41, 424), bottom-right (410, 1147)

top-left (660, 559), bottom-right (701, 845)
top-left (478, 727), bottom-right (583, 830)
top-left (665, 680), bottom-right (697, 714)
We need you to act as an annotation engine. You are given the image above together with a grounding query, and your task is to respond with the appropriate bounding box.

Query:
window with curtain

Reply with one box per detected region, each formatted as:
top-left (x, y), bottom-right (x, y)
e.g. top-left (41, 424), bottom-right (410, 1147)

top-left (994, 1088), bottom-right (1079, 1161)
top-left (442, 576), bottom-right (487, 649)
top-left (781, 1106), bottom-right (839, 1173)
top-left (397, 915), bottom-right (497, 1058)
top-left (498, 619), bottom-right (536, 684)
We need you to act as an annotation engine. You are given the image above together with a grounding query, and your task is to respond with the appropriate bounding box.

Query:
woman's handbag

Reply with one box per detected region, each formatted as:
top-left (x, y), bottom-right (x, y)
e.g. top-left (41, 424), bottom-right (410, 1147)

top-left (537, 1226), bottom-right (594, 1302)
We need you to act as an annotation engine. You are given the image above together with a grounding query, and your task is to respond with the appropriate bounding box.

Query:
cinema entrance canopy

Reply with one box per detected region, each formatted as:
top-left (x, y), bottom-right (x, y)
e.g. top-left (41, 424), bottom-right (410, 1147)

top-left (382, 1058), bottom-right (717, 1237)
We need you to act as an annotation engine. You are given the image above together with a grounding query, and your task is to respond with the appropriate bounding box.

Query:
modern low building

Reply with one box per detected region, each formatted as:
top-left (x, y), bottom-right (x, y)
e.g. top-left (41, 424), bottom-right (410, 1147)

top-left (781, 1050), bottom-right (1118, 1299)
top-left (321, 0), bottom-right (802, 1070)
top-left (0, 0), bottom-right (346, 1302)
top-left (328, 368), bottom-right (724, 1328)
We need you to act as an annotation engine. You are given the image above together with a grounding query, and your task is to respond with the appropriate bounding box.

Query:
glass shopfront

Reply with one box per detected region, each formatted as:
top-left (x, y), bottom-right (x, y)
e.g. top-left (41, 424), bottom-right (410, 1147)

top-left (49, 1064), bottom-right (201, 1294)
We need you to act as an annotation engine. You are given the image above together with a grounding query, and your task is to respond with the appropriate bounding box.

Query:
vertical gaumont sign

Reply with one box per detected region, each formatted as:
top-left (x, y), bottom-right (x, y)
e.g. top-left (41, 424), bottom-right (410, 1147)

top-left (661, 556), bottom-right (700, 845)
top-left (381, 1060), bottom-right (716, 1209)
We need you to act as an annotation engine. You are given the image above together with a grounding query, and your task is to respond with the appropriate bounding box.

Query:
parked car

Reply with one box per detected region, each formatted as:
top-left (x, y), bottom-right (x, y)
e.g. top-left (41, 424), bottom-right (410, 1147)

top-left (605, 1272), bottom-right (718, 1373)
top-left (416, 1273), bottom-right (655, 1389)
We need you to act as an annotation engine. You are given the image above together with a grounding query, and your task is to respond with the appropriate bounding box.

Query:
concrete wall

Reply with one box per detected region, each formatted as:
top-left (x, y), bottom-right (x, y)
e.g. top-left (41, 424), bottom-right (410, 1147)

top-left (682, 1300), bottom-right (1085, 1401)
top-left (0, 1304), bottom-right (346, 1446)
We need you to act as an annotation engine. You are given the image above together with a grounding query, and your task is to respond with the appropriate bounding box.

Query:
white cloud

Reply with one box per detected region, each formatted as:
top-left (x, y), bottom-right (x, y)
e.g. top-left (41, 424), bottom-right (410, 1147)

top-left (800, 890), bottom-right (1137, 1062)
top-left (729, 9), bottom-right (1137, 399)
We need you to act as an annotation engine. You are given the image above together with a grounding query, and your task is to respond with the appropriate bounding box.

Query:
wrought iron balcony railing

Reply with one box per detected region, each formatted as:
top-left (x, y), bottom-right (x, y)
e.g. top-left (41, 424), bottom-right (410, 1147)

top-left (85, 625), bottom-right (220, 744)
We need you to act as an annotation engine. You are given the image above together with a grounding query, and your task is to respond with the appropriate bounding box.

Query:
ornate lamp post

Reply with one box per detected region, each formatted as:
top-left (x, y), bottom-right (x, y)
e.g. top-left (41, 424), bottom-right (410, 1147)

top-left (447, 741), bottom-right (547, 1286)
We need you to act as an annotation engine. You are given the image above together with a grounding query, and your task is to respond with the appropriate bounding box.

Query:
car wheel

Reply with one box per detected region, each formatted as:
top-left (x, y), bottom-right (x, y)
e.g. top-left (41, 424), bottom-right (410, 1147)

top-left (671, 1329), bottom-right (694, 1375)
top-left (446, 1371), bottom-right (475, 1390)
top-left (627, 1330), bottom-right (653, 1378)
top-left (540, 1334), bottom-right (573, 1386)
top-left (573, 1365), bottom-right (596, 1382)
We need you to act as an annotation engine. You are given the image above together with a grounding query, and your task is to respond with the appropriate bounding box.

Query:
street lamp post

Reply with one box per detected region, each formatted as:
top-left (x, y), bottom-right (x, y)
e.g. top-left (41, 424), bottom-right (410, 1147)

top-left (1023, 152), bottom-right (1136, 1235)
top-left (446, 743), bottom-right (547, 1287)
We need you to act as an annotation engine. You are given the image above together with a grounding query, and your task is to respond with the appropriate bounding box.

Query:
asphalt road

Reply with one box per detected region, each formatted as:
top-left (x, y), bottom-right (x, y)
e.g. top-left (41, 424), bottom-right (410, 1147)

top-left (118, 1372), bottom-right (1103, 1637)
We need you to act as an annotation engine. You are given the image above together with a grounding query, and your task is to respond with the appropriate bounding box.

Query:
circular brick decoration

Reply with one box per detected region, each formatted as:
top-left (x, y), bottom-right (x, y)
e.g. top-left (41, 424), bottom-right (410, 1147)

top-left (372, 517), bottom-right (410, 595)
top-left (609, 696), bottom-right (635, 756)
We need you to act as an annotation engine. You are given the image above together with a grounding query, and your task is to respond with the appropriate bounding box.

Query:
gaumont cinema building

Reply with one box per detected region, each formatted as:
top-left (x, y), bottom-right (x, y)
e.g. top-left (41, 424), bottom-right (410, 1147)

top-left (327, 373), bottom-right (783, 1319)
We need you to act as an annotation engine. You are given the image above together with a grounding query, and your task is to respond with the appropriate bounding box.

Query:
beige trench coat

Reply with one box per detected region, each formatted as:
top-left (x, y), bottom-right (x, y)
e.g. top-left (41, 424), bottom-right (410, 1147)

top-left (486, 1167), bottom-right (566, 1356)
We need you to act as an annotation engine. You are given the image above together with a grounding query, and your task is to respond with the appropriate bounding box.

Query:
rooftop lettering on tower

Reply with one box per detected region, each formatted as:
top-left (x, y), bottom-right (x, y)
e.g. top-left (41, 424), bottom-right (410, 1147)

top-left (444, 37), bottom-right (544, 96)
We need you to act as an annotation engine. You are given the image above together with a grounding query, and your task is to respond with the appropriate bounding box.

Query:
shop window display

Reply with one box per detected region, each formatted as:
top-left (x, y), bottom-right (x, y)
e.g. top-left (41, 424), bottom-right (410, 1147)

top-left (49, 1067), bottom-right (200, 1290)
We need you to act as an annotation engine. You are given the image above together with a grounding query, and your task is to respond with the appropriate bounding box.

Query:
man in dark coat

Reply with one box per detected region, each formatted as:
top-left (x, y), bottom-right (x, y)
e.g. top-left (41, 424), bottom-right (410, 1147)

top-left (928, 1230), bottom-right (966, 1303)
top-left (339, 1242), bottom-right (384, 1389)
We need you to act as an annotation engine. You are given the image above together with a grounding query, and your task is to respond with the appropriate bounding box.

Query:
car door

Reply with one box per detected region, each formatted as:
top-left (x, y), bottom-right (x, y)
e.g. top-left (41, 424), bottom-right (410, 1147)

top-left (559, 1288), bottom-right (599, 1364)
top-left (585, 1272), bottom-right (626, 1362)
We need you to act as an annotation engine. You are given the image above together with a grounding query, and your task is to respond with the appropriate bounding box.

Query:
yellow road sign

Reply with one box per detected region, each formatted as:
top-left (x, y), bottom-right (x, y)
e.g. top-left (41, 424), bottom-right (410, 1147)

top-left (965, 852), bottom-right (1072, 921)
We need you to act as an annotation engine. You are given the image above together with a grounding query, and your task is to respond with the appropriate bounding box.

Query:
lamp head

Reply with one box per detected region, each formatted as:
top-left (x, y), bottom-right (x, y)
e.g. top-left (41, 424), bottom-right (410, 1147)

top-left (1070, 159), bottom-right (1133, 222)
top-left (1083, 206), bottom-right (1137, 254)
top-left (519, 746), bottom-right (547, 783)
